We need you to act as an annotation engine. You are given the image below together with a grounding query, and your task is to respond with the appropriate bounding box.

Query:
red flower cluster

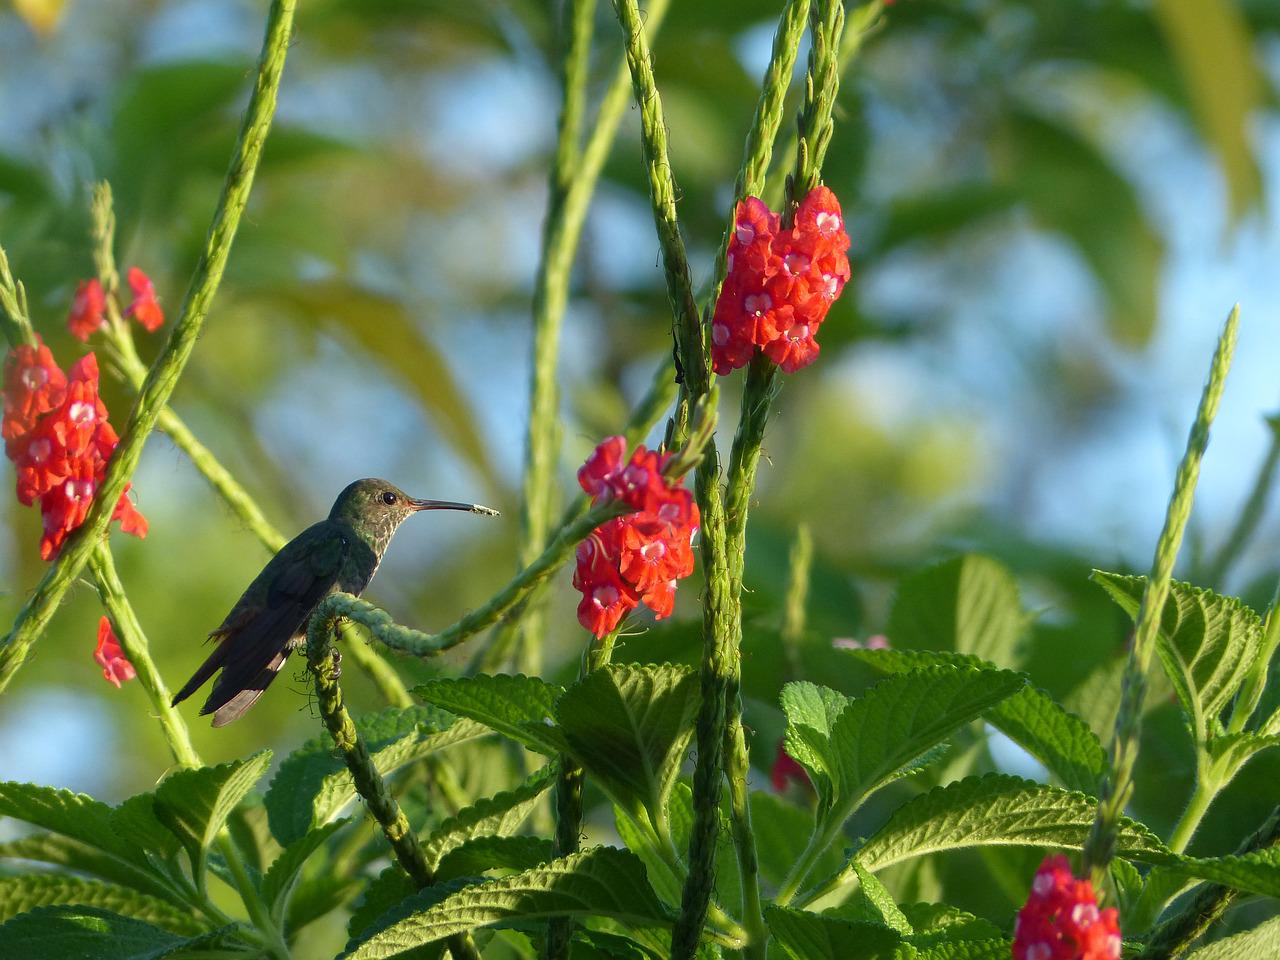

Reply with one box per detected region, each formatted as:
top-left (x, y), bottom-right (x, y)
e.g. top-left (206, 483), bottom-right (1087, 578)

top-left (1013, 856), bottom-right (1121, 960)
top-left (94, 616), bottom-right (136, 688)
top-left (711, 186), bottom-right (851, 375)
top-left (3, 340), bottom-right (147, 559)
top-left (67, 269), bottom-right (165, 342)
top-left (572, 436), bottom-right (700, 637)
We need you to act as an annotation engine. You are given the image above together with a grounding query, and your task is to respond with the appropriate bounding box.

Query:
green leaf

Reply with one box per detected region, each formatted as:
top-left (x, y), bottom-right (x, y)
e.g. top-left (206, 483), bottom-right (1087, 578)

top-left (0, 782), bottom-right (133, 864)
top-left (850, 863), bottom-right (913, 936)
top-left (898, 904), bottom-right (1002, 948)
top-left (0, 834), bottom-right (178, 903)
top-left (886, 555), bottom-right (1026, 666)
top-left (1174, 847), bottom-right (1280, 899)
top-left (0, 875), bottom-right (205, 936)
top-left (433, 835), bottom-right (557, 881)
top-left (348, 867), bottom-right (416, 943)
top-left (830, 667), bottom-right (1025, 806)
top-left (764, 905), bottom-right (901, 960)
top-left (266, 705), bottom-right (484, 845)
top-left (260, 818), bottom-right (351, 924)
top-left (341, 847), bottom-right (671, 959)
top-left (906, 942), bottom-right (1016, 960)
top-left (781, 682), bottom-right (849, 801)
top-left (422, 765), bottom-right (555, 869)
top-left (0, 905), bottom-right (237, 960)
top-left (846, 649), bottom-right (1118, 793)
top-left (1206, 731), bottom-right (1280, 779)
top-left (1092, 571), bottom-right (1263, 739)
top-left (1184, 914), bottom-right (1280, 960)
top-left (856, 774), bottom-right (1170, 873)
top-left (412, 675), bottom-right (566, 757)
top-left (154, 751), bottom-right (272, 880)
top-left (750, 791), bottom-right (843, 891)
top-left (557, 664), bottom-right (699, 822)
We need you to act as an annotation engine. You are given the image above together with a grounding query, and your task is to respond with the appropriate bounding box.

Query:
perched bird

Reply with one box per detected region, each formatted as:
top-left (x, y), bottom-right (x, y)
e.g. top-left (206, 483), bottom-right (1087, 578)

top-left (171, 478), bottom-right (498, 726)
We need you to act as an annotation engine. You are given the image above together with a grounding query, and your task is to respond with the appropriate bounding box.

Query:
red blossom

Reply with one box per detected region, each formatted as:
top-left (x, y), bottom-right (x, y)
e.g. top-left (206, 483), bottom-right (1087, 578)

top-left (125, 267), bottom-right (164, 332)
top-left (67, 279), bottom-right (106, 342)
top-left (770, 739), bottom-right (810, 792)
top-left (1013, 855), bottom-right (1121, 960)
top-left (3, 337), bottom-right (67, 452)
top-left (572, 438), bottom-right (700, 638)
top-left (711, 186), bottom-right (851, 376)
top-left (94, 616), bottom-right (136, 688)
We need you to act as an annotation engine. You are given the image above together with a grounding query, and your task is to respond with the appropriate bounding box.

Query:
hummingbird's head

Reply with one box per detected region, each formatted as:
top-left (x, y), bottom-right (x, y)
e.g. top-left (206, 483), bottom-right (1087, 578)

top-left (330, 478), bottom-right (499, 543)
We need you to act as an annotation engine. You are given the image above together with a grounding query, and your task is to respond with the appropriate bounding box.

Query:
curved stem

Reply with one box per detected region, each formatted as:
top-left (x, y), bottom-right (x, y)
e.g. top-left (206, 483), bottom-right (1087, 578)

top-left (1083, 307), bottom-right (1240, 884)
top-left (1166, 771), bottom-right (1219, 856)
top-left (0, 0), bottom-right (298, 692)
top-left (306, 626), bottom-right (481, 960)
top-left (1205, 412), bottom-right (1280, 587)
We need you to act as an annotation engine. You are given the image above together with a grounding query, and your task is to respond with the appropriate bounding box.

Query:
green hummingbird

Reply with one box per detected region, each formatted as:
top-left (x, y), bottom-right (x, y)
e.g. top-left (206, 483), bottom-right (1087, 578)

top-left (171, 478), bottom-right (498, 727)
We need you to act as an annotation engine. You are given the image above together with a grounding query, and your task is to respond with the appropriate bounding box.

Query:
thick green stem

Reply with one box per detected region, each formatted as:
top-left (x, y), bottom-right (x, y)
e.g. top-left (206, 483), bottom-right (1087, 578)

top-left (545, 628), bottom-right (620, 960)
top-left (1141, 806), bottom-right (1280, 959)
top-left (0, 0), bottom-right (298, 692)
top-left (89, 546), bottom-right (290, 960)
top-left (306, 626), bottom-right (481, 960)
top-left (1166, 769), bottom-right (1218, 856)
top-left (1083, 306), bottom-right (1240, 885)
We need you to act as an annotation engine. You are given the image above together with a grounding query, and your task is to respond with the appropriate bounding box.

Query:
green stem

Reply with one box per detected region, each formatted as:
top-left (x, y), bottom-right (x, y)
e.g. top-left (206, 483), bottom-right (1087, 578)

top-left (545, 628), bottom-right (620, 960)
top-left (1083, 306), bottom-right (1240, 885)
top-left (306, 626), bottom-right (482, 960)
top-left (781, 523), bottom-right (813, 657)
top-left (89, 545), bottom-right (291, 960)
top-left (0, 246), bottom-right (37, 347)
top-left (1166, 770), bottom-right (1218, 856)
top-left (1205, 413), bottom-right (1280, 587)
top-left (0, 0), bottom-right (298, 693)
top-left (1141, 806), bottom-right (1280, 959)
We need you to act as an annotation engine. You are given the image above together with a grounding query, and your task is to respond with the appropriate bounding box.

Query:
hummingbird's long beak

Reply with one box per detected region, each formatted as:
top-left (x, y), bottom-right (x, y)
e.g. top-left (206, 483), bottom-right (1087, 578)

top-left (409, 498), bottom-right (500, 517)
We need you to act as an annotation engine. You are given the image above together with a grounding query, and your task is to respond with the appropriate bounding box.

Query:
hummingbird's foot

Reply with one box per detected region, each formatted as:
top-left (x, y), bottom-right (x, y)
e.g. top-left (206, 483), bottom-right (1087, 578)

top-left (331, 649), bottom-right (343, 681)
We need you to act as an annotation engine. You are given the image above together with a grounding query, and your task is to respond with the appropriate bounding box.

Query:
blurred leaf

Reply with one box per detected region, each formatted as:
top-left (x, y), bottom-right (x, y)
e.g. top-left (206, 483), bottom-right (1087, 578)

top-left (272, 281), bottom-right (503, 497)
top-left (1000, 109), bottom-right (1163, 346)
top-left (1153, 0), bottom-right (1264, 223)
top-left (413, 674), bottom-right (567, 756)
top-left (265, 705), bottom-right (483, 845)
top-left (856, 774), bottom-right (1169, 874)
top-left (341, 847), bottom-right (671, 959)
top-left (0, 835), bottom-right (174, 903)
top-left (433, 834), bottom-right (557, 881)
top-left (558, 664), bottom-right (699, 824)
top-left (0, 783), bottom-right (162, 876)
top-left (763, 905), bottom-right (901, 960)
top-left (421, 764), bottom-right (555, 869)
top-left (1184, 914), bottom-right (1280, 960)
top-left (260, 818), bottom-right (351, 925)
top-left (0, 875), bottom-right (205, 936)
top-left (154, 751), bottom-right (273, 882)
top-left (749, 790), bottom-right (843, 890)
top-left (897, 904), bottom-right (1002, 949)
top-left (874, 185), bottom-right (1019, 254)
top-left (347, 866), bottom-right (414, 944)
top-left (1092, 571), bottom-right (1263, 741)
top-left (0, 905), bottom-right (237, 960)
top-left (886, 555), bottom-right (1026, 666)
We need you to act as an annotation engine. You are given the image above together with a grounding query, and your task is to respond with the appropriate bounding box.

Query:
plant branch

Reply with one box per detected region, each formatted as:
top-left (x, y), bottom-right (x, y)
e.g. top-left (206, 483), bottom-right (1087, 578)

top-left (1205, 412), bottom-right (1280, 588)
top-left (0, 0), bottom-right (298, 692)
top-left (1083, 306), bottom-right (1240, 884)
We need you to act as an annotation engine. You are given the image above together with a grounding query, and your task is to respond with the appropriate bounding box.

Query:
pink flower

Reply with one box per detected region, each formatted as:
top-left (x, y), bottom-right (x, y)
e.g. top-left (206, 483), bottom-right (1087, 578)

top-left (124, 267), bottom-right (164, 333)
top-left (1013, 856), bottom-right (1121, 960)
top-left (94, 616), bottom-right (136, 688)
top-left (67, 279), bottom-right (106, 342)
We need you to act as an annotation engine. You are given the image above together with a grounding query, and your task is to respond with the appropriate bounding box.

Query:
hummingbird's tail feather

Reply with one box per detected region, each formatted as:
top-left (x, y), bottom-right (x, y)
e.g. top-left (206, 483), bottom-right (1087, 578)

top-left (170, 641), bottom-right (229, 707)
top-left (203, 650), bottom-right (289, 727)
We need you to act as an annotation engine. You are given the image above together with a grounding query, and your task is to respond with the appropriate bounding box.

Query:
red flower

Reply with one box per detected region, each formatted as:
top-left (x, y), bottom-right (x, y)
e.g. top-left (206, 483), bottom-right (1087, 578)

top-left (94, 616), bottom-right (136, 688)
top-left (770, 739), bottom-right (810, 792)
top-left (67, 279), bottom-right (106, 342)
top-left (711, 186), bottom-right (851, 376)
top-left (1013, 855), bottom-right (1121, 960)
top-left (572, 438), bottom-right (701, 637)
top-left (124, 267), bottom-right (164, 332)
top-left (3, 337), bottom-right (67, 451)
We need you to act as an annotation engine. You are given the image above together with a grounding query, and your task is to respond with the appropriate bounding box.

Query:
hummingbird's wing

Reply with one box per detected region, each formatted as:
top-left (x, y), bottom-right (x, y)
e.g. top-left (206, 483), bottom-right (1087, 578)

top-left (180, 524), bottom-right (350, 727)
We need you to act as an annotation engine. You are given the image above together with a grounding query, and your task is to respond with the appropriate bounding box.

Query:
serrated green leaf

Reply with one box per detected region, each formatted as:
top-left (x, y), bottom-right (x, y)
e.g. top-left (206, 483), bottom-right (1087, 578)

top-left (154, 751), bottom-right (272, 880)
top-left (831, 667), bottom-right (1025, 806)
top-left (571, 927), bottom-right (660, 959)
top-left (0, 834), bottom-right (178, 903)
top-left (764, 905), bottom-right (901, 960)
top-left (557, 664), bottom-right (699, 823)
top-left (260, 818), bottom-right (350, 924)
top-left (1092, 571), bottom-right (1262, 740)
top-left (1206, 731), bottom-right (1280, 779)
top-left (1184, 914), bottom-right (1280, 960)
top-left (266, 705), bottom-right (484, 845)
top-left (898, 904), bottom-right (1002, 948)
top-left (422, 765), bottom-right (555, 869)
top-left (1173, 847), bottom-right (1280, 899)
top-left (0, 782), bottom-right (134, 865)
top-left (887, 555), bottom-right (1026, 666)
top-left (906, 941), bottom-right (1015, 960)
top-left (851, 863), bottom-right (912, 936)
top-left (109, 793), bottom-right (183, 861)
top-left (845, 649), bottom-right (1109, 793)
top-left (856, 774), bottom-right (1170, 873)
top-left (348, 867), bottom-right (416, 943)
top-left (781, 682), bottom-right (848, 801)
top-left (0, 875), bottom-right (206, 935)
top-left (433, 835), bottom-right (557, 881)
top-left (412, 675), bottom-right (566, 757)
top-left (0, 905), bottom-right (238, 960)
top-left (342, 847), bottom-right (670, 959)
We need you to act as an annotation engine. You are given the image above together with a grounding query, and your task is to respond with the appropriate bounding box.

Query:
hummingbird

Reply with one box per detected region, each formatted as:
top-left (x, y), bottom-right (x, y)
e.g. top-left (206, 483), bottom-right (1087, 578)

top-left (171, 478), bottom-right (498, 727)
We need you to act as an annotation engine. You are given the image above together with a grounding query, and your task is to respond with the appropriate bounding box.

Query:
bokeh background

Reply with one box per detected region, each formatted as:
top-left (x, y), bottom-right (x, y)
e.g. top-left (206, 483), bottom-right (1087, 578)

top-left (1, 0), bottom-right (1280, 938)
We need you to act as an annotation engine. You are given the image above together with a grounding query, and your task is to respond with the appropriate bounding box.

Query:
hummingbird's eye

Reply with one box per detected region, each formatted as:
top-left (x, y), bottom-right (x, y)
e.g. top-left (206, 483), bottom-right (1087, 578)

top-left (381, 491), bottom-right (397, 506)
